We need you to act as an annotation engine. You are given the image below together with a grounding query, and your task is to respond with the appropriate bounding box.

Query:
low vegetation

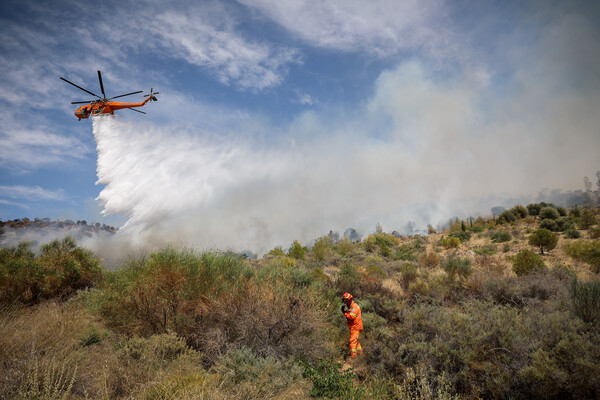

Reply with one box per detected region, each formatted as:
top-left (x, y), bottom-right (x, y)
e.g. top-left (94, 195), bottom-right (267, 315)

top-left (1, 204), bottom-right (599, 399)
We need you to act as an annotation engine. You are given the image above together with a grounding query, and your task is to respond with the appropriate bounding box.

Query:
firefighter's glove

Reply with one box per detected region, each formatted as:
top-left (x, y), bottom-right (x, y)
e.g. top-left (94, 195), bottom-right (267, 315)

top-left (341, 305), bottom-right (347, 313)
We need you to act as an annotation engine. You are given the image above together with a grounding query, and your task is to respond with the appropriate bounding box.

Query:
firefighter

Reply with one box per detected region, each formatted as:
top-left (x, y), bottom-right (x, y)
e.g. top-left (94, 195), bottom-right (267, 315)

top-left (341, 292), bottom-right (363, 358)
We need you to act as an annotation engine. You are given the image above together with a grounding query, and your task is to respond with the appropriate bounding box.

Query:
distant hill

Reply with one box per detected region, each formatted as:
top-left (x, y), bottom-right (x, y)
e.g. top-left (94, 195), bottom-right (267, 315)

top-left (0, 218), bottom-right (117, 246)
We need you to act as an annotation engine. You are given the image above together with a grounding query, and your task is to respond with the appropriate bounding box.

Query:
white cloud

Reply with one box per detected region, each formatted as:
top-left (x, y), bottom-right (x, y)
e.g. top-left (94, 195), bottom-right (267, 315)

top-left (293, 90), bottom-right (315, 105)
top-left (0, 185), bottom-right (66, 201)
top-left (152, 9), bottom-right (300, 90)
top-left (0, 113), bottom-right (90, 170)
top-left (0, 199), bottom-right (29, 209)
top-left (238, 0), bottom-right (452, 57)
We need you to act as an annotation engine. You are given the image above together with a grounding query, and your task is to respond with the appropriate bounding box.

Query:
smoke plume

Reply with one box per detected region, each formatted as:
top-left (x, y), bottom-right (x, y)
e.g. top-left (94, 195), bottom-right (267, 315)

top-left (88, 60), bottom-right (600, 264)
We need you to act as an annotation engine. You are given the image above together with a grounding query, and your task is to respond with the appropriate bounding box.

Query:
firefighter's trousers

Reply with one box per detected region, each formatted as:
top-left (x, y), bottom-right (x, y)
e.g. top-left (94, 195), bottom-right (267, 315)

top-left (349, 330), bottom-right (363, 358)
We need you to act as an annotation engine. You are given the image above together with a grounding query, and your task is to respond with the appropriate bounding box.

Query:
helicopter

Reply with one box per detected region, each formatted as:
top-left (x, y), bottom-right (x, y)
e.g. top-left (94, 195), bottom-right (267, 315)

top-left (60, 70), bottom-right (159, 120)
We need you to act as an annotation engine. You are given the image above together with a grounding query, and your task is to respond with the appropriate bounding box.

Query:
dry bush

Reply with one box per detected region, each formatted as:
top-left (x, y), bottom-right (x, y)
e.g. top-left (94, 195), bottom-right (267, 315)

top-left (475, 254), bottom-right (506, 276)
top-left (419, 252), bottom-right (440, 269)
top-left (0, 300), bottom-right (118, 399)
top-left (91, 249), bottom-right (251, 336)
top-left (187, 281), bottom-right (331, 366)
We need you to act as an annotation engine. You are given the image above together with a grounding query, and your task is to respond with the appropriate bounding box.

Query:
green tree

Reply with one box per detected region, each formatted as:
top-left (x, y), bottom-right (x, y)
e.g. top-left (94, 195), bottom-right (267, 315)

top-left (288, 240), bottom-right (308, 260)
top-left (498, 210), bottom-right (516, 224)
top-left (539, 207), bottom-right (560, 220)
top-left (491, 206), bottom-right (506, 217)
top-left (579, 207), bottom-right (597, 230)
top-left (311, 236), bottom-right (331, 262)
top-left (528, 228), bottom-right (558, 255)
top-left (511, 205), bottom-right (529, 219)
top-left (527, 203), bottom-right (542, 216)
top-left (569, 205), bottom-right (581, 218)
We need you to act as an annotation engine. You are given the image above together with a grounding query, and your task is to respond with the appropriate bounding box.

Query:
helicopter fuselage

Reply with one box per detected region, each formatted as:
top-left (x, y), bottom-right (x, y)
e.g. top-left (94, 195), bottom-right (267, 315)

top-left (75, 95), bottom-right (156, 120)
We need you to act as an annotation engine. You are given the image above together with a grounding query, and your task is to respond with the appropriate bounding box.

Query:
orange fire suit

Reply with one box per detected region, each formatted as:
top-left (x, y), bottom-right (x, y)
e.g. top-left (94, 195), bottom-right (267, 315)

top-left (344, 300), bottom-right (363, 358)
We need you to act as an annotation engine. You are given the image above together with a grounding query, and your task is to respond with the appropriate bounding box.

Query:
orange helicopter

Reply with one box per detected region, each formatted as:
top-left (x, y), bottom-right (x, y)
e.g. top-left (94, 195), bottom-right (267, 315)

top-left (60, 70), bottom-right (159, 120)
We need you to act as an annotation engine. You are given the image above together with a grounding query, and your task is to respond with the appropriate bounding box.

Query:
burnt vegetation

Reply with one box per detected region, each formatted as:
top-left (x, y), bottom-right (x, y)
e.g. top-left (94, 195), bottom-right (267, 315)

top-left (1, 204), bottom-right (600, 399)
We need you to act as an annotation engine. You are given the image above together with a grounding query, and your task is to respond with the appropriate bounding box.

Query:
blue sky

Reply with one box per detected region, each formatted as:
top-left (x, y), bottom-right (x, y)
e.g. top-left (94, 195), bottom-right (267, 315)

top-left (1, 0), bottom-right (599, 254)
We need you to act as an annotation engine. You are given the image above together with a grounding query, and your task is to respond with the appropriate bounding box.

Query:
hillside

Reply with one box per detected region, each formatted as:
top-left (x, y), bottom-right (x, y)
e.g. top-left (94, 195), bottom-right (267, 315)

top-left (1, 204), bottom-right (599, 399)
top-left (0, 218), bottom-right (117, 246)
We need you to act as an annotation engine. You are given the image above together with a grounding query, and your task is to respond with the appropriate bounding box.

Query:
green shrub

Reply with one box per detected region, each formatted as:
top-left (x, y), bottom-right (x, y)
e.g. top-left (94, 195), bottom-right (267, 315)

top-left (0, 237), bottom-right (102, 305)
top-left (301, 358), bottom-right (359, 399)
top-left (564, 240), bottom-right (600, 273)
top-left (393, 245), bottom-right (416, 261)
top-left (539, 218), bottom-right (558, 232)
top-left (311, 267), bottom-right (329, 282)
top-left (363, 235), bottom-right (377, 253)
top-left (441, 237), bottom-right (460, 248)
top-left (579, 207), bottom-right (597, 230)
top-left (268, 246), bottom-right (285, 256)
top-left (589, 227), bottom-right (600, 239)
top-left (498, 210), bottom-right (517, 224)
top-left (336, 238), bottom-right (354, 256)
top-left (410, 236), bottom-right (428, 252)
top-left (539, 207), bottom-right (560, 220)
top-left (408, 279), bottom-right (429, 296)
top-left (443, 257), bottom-right (472, 281)
top-left (569, 206), bottom-right (581, 218)
top-left (555, 217), bottom-right (573, 232)
top-left (278, 256), bottom-right (296, 268)
top-left (512, 250), bottom-right (546, 276)
top-left (288, 240), bottom-right (308, 260)
top-left (79, 324), bottom-right (105, 347)
top-left (366, 264), bottom-right (386, 279)
top-left (0, 241), bottom-right (43, 304)
top-left (448, 231), bottom-right (471, 243)
top-left (400, 263), bottom-right (418, 289)
top-left (311, 236), bottom-right (332, 261)
top-left (474, 245), bottom-right (497, 255)
top-left (491, 231), bottom-right (511, 243)
top-left (337, 263), bottom-right (359, 293)
top-left (528, 228), bottom-right (558, 255)
top-left (527, 203), bottom-right (542, 216)
top-left (469, 225), bottom-right (484, 232)
top-left (564, 227), bottom-right (581, 239)
top-left (570, 278), bottom-right (600, 323)
top-left (379, 243), bottom-right (392, 257)
top-left (288, 269), bottom-right (313, 288)
top-left (365, 255), bottom-right (383, 266)
top-left (213, 347), bottom-right (303, 397)
top-left (511, 205), bottom-right (529, 219)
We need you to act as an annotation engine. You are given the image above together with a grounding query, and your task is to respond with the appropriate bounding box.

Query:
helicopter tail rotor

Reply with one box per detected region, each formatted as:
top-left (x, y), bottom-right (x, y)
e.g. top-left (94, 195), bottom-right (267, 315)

top-left (144, 87), bottom-right (160, 102)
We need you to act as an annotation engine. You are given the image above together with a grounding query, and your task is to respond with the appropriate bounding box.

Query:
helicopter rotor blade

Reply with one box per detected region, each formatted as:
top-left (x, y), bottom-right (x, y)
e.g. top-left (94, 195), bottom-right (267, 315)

top-left (107, 90), bottom-right (143, 100)
top-left (97, 70), bottom-right (106, 98)
top-left (71, 101), bottom-right (94, 104)
top-left (127, 108), bottom-right (146, 114)
top-left (60, 77), bottom-right (101, 98)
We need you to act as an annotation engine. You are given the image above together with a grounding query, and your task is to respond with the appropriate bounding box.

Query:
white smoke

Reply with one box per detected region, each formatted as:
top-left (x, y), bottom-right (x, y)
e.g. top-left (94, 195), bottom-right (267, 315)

top-left (88, 60), bottom-right (600, 264)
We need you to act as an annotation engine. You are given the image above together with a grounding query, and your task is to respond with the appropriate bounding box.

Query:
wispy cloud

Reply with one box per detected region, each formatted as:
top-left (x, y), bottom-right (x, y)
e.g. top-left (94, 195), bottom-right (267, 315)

top-left (238, 0), bottom-right (453, 58)
top-left (0, 185), bottom-right (66, 201)
top-left (0, 199), bottom-right (29, 209)
top-left (0, 113), bottom-right (90, 171)
top-left (152, 8), bottom-right (301, 90)
top-left (293, 90), bottom-right (315, 105)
